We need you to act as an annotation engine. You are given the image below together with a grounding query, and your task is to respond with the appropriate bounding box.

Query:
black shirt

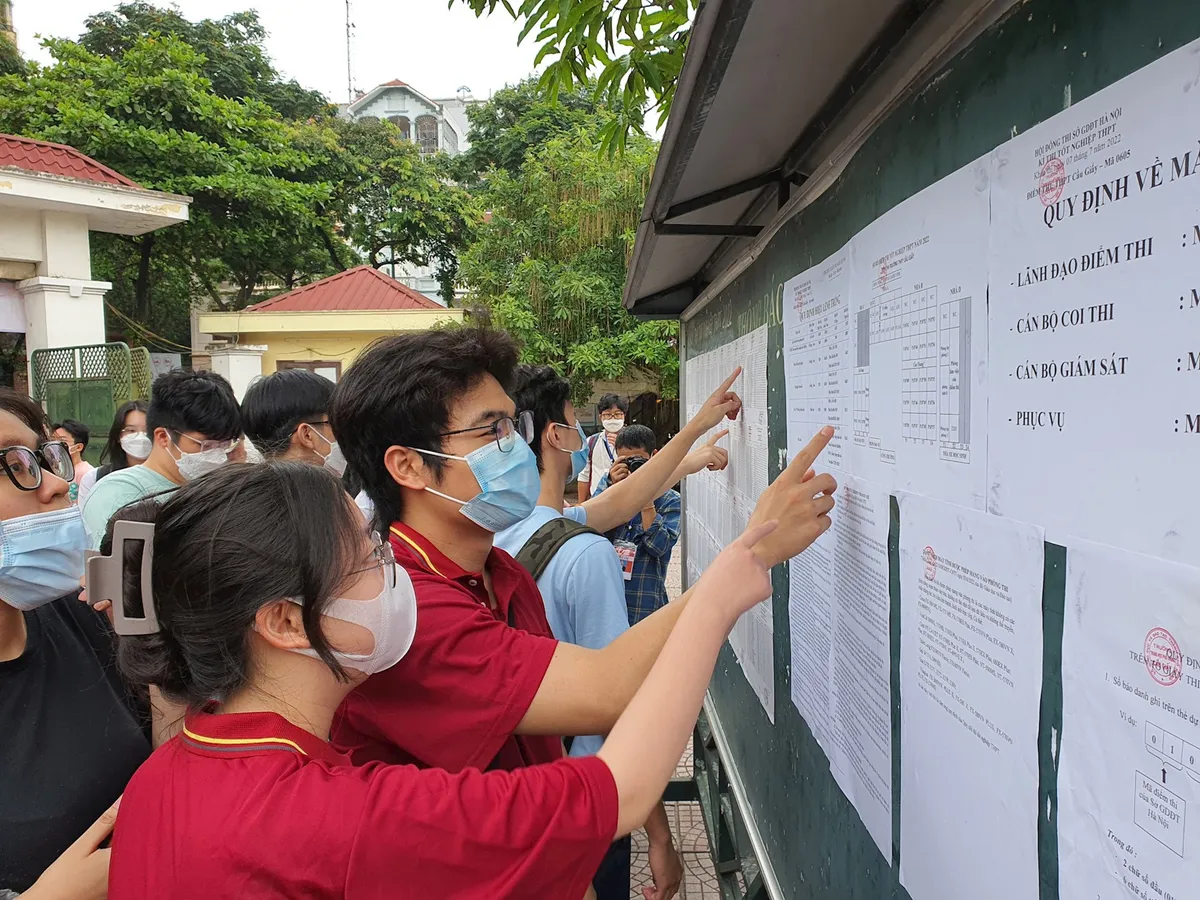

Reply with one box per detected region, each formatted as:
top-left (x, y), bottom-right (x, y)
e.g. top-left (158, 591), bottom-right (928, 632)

top-left (0, 597), bottom-right (151, 892)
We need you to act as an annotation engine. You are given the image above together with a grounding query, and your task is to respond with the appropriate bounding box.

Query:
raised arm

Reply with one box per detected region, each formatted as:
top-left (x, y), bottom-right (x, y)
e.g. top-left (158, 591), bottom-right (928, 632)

top-left (580, 369), bottom-right (743, 534)
top-left (518, 426), bottom-right (837, 737)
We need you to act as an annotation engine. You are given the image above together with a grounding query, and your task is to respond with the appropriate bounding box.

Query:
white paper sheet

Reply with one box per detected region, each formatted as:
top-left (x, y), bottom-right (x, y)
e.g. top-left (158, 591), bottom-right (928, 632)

top-left (847, 161), bottom-right (990, 509)
top-left (898, 494), bottom-right (1043, 900)
top-left (1058, 539), bottom-right (1200, 900)
top-left (987, 38), bottom-right (1200, 563)
top-left (683, 325), bottom-right (774, 721)
top-left (782, 247), bottom-right (851, 471)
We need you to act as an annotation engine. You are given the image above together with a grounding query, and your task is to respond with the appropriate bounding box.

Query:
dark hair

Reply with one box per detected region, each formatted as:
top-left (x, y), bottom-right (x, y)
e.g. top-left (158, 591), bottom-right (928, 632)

top-left (331, 326), bottom-right (520, 527)
top-left (615, 424), bottom-right (656, 454)
top-left (241, 369), bottom-right (335, 458)
top-left (0, 388), bottom-right (51, 439)
top-left (53, 418), bottom-right (90, 451)
top-left (114, 462), bottom-right (364, 707)
top-left (100, 400), bottom-right (149, 469)
top-left (510, 364), bottom-right (570, 472)
top-left (597, 393), bottom-right (628, 416)
top-left (146, 369), bottom-right (241, 443)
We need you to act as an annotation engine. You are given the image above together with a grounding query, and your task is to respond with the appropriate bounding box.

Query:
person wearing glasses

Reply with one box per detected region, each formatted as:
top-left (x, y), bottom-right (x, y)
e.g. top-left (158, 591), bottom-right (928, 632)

top-left (0, 389), bottom-right (151, 899)
top-left (327, 327), bottom-right (836, 814)
top-left (75, 400), bottom-right (149, 510)
top-left (241, 369), bottom-right (346, 474)
top-left (91, 462), bottom-right (779, 898)
top-left (82, 370), bottom-right (242, 548)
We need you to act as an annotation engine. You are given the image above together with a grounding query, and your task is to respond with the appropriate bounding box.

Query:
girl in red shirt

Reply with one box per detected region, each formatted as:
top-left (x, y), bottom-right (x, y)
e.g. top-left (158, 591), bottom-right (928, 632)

top-left (101, 462), bottom-right (779, 899)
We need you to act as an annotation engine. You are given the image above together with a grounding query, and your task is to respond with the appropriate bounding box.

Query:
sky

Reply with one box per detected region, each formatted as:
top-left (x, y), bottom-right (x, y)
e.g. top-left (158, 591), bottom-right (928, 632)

top-left (12, 0), bottom-right (544, 103)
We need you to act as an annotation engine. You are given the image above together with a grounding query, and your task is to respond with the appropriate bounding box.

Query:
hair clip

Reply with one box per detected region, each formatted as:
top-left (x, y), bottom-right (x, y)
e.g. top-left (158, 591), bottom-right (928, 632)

top-left (85, 520), bottom-right (158, 636)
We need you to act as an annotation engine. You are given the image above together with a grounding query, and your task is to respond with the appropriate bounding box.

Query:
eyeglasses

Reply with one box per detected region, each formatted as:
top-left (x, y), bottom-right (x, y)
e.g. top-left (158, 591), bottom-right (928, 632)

top-left (437, 411), bottom-right (534, 453)
top-left (171, 431), bottom-right (242, 455)
top-left (348, 531), bottom-right (397, 589)
top-left (0, 441), bottom-right (74, 491)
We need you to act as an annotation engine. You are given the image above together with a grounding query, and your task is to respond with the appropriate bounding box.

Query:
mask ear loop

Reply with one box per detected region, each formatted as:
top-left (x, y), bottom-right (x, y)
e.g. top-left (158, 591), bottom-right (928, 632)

top-left (85, 519), bottom-right (158, 635)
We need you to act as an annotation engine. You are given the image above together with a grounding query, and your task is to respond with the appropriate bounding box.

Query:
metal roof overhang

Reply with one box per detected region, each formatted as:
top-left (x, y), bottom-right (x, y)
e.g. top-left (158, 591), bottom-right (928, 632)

top-left (624, 0), bottom-right (1023, 320)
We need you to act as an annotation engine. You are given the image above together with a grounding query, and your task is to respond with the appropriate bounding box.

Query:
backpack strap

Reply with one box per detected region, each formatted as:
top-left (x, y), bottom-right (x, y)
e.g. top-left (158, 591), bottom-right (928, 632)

top-left (95, 463), bottom-right (113, 482)
top-left (514, 517), bottom-right (600, 582)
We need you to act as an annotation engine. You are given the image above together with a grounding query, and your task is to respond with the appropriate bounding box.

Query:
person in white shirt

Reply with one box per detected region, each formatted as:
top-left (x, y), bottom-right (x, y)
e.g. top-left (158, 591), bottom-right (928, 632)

top-left (577, 393), bottom-right (627, 501)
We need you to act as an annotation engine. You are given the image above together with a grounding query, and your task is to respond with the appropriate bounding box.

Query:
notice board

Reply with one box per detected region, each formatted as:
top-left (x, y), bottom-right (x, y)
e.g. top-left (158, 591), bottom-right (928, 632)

top-left (679, 2), bottom-right (1200, 898)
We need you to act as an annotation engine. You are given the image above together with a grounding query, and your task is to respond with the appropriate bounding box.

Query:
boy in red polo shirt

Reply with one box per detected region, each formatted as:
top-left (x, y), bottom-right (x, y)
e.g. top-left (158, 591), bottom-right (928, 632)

top-left (328, 325), bottom-right (836, 783)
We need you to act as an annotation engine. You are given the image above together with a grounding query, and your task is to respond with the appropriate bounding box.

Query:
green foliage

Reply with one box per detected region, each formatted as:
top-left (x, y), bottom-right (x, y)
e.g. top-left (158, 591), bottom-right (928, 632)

top-left (452, 0), bottom-right (697, 154)
top-left (0, 35), bottom-right (23, 77)
top-left (452, 78), bottom-right (604, 182)
top-left (80, 3), bottom-right (332, 120)
top-left (459, 126), bottom-right (677, 404)
top-left (335, 117), bottom-right (479, 306)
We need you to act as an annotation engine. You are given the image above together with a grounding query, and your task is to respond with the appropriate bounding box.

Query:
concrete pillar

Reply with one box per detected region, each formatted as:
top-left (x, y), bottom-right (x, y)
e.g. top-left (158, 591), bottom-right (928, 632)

top-left (38, 212), bottom-right (92, 280)
top-left (18, 277), bottom-right (111, 383)
top-left (208, 345), bottom-right (267, 402)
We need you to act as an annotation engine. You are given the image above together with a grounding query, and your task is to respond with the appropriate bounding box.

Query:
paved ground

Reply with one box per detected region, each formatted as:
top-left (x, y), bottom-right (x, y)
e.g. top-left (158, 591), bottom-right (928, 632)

top-left (628, 554), bottom-right (722, 899)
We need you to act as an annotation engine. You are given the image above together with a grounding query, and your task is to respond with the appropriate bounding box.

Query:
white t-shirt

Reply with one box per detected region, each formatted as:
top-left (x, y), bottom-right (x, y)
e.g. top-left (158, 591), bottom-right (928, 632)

top-left (577, 432), bottom-right (617, 487)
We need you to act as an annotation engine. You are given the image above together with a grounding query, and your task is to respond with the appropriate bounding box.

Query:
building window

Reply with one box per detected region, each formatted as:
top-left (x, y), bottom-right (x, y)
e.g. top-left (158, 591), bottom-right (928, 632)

top-left (415, 115), bottom-right (439, 155)
top-left (277, 360), bottom-right (341, 383)
top-left (441, 122), bottom-right (459, 155)
top-left (388, 115), bottom-right (411, 141)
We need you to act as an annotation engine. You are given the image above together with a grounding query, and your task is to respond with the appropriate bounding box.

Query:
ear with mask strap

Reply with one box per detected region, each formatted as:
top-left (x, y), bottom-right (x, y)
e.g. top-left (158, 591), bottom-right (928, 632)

top-left (85, 519), bottom-right (159, 636)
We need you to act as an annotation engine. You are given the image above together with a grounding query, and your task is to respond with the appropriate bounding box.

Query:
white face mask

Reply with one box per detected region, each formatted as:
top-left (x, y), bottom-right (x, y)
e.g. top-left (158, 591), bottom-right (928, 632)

top-left (119, 432), bottom-right (153, 460)
top-left (602, 416), bottom-right (625, 434)
top-left (288, 563), bottom-right (417, 675)
top-left (169, 436), bottom-right (231, 481)
top-left (307, 425), bottom-right (348, 477)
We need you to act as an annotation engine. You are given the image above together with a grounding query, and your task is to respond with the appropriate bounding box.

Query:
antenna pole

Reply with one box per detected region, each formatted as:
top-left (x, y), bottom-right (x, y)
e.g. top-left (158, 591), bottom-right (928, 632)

top-left (345, 0), bottom-right (353, 104)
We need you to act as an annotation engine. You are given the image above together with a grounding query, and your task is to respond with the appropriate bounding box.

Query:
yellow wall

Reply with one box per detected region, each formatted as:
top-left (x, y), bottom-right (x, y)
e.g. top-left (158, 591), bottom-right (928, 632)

top-left (248, 331), bottom-right (396, 376)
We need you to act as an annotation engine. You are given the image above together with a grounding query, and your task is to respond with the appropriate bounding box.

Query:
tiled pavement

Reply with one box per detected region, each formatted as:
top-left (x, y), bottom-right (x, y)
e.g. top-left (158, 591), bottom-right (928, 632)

top-left (628, 555), bottom-right (722, 899)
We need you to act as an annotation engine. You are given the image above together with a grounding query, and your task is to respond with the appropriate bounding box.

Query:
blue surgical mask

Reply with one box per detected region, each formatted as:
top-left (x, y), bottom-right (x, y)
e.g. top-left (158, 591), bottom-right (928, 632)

top-left (419, 438), bottom-right (541, 532)
top-left (0, 506), bottom-right (87, 611)
top-left (555, 422), bottom-right (589, 483)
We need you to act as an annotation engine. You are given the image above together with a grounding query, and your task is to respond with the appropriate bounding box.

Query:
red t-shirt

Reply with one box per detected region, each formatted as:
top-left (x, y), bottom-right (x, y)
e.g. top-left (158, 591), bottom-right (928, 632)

top-left (109, 711), bottom-right (617, 899)
top-left (332, 523), bottom-right (563, 772)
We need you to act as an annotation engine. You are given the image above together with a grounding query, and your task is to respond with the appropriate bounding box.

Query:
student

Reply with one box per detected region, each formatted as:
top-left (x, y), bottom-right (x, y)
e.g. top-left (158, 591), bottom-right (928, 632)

top-left (328, 325), bottom-right (836, 781)
top-left (98, 462), bottom-right (779, 898)
top-left (577, 393), bottom-right (626, 501)
top-left (52, 419), bottom-right (93, 504)
top-left (592, 425), bottom-right (681, 624)
top-left (494, 366), bottom-right (680, 900)
top-left (82, 370), bottom-right (241, 548)
top-left (76, 401), bottom-right (148, 509)
top-left (241, 369), bottom-right (345, 474)
top-left (0, 389), bottom-right (151, 897)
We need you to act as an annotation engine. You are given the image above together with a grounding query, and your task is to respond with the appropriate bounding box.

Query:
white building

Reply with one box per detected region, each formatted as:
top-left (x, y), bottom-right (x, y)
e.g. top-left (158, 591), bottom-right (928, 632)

top-left (341, 79), bottom-right (479, 158)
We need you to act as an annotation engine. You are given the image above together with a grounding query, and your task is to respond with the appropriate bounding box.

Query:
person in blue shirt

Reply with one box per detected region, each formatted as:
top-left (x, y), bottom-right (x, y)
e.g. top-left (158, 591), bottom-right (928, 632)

top-left (592, 425), bottom-right (683, 625)
top-left (494, 365), bottom-right (687, 900)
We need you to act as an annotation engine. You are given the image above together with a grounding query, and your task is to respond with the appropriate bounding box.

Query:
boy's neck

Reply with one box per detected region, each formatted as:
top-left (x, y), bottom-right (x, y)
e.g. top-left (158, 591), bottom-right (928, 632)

top-left (400, 503), bottom-right (493, 574)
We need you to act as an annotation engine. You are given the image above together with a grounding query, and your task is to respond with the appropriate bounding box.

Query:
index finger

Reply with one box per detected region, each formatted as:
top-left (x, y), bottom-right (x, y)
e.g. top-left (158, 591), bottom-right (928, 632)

top-left (783, 426), bottom-right (834, 482)
top-left (707, 367), bottom-right (742, 401)
top-left (72, 796), bottom-right (121, 854)
top-left (705, 428), bottom-right (730, 447)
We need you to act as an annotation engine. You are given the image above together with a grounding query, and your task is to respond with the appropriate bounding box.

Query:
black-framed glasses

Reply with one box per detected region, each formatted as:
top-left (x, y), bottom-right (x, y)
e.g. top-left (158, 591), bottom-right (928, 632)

top-left (0, 441), bottom-right (74, 491)
top-left (348, 531), bottom-right (397, 589)
top-left (437, 411), bottom-right (534, 453)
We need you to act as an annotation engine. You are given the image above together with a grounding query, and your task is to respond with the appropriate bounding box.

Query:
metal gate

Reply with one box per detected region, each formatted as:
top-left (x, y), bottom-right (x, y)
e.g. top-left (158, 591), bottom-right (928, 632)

top-left (30, 343), bottom-right (152, 465)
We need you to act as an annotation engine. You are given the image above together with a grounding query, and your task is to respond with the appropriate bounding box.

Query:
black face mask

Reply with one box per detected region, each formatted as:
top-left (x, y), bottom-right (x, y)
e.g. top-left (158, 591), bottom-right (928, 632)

top-left (624, 456), bottom-right (650, 473)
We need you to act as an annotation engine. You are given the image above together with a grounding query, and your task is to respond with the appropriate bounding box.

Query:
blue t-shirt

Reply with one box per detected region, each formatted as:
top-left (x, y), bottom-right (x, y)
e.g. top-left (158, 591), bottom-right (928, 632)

top-left (494, 504), bottom-right (630, 758)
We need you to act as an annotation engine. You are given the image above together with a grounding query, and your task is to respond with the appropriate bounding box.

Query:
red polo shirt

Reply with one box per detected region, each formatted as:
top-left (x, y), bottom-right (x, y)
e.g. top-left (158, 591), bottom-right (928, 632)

top-left (331, 523), bottom-right (562, 772)
top-left (109, 711), bottom-right (617, 899)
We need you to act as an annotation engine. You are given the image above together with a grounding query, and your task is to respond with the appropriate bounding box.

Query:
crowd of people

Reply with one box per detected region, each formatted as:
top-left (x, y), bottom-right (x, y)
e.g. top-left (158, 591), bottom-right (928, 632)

top-left (0, 324), bottom-right (837, 900)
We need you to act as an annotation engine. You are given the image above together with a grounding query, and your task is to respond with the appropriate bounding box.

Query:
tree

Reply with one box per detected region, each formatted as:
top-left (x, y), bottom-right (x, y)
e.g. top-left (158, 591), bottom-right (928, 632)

top-left (452, 78), bottom-right (604, 183)
top-left (336, 117), bottom-right (479, 306)
top-left (0, 36), bottom-right (342, 344)
top-left (0, 34), bottom-right (23, 77)
top-left (459, 127), bottom-right (677, 404)
top-left (452, 0), bottom-right (697, 154)
top-left (80, 3), bottom-right (332, 121)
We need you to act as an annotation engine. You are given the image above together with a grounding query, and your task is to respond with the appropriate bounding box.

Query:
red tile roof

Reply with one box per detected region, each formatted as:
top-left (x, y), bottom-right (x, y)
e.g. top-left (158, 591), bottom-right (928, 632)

top-left (0, 134), bottom-right (142, 188)
top-left (246, 266), bottom-right (444, 313)
top-left (382, 79), bottom-right (409, 87)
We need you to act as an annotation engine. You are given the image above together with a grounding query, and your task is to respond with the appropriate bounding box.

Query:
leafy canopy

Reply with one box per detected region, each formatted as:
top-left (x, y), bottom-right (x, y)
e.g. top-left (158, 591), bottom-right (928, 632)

top-left (451, 0), bottom-right (698, 155)
top-left (459, 124), bottom-right (677, 404)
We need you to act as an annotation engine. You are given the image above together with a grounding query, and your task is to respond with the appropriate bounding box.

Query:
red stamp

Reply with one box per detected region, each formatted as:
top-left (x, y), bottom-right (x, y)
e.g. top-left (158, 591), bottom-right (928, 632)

top-left (1039, 157), bottom-right (1066, 206)
top-left (1144, 627), bottom-right (1182, 687)
top-left (923, 546), bottom-right (937, 581)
